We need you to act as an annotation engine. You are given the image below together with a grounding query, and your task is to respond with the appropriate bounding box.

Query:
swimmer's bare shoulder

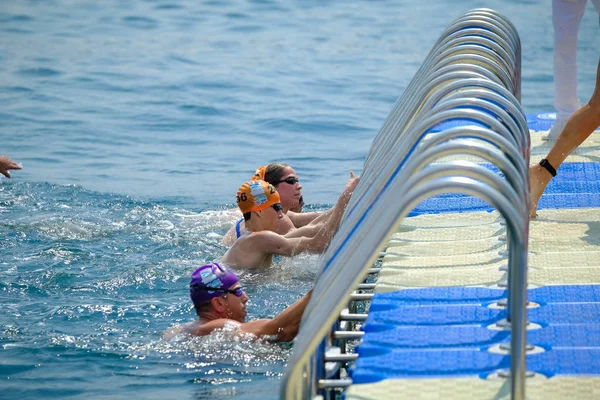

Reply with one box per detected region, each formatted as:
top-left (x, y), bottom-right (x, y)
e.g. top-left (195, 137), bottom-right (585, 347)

top-left (239, 230), bottom-right (320, 258)
top-left (163, 319), bottom-right (279, 341)
top-left (162, 319), bottom-right (239, 340)
top-left (223, 231), bottom-right (283, 265)
top-left (239, 230), bottom-right (294, 248)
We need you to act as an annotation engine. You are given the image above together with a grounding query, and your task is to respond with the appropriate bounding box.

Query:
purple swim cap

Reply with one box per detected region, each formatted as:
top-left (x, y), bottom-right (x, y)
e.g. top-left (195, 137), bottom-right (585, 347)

top-left (189, 263), bottom-right (240, 305)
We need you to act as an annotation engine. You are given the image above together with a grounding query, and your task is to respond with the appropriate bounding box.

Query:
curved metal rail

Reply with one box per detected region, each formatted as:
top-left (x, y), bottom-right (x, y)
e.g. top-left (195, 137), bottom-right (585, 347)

top-left (282, 8), bottom-right (529, 400)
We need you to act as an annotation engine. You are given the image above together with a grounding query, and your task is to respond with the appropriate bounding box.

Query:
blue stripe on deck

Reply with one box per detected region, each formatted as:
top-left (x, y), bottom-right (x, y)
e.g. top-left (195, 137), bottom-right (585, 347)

top-left (364, 302), bottom-right (600, 326)
top-left (351, 285), bottom-right (600, 384)
top-left (408, 162), bottom-right (600, 216)
top-left (359, 325), bottom-right (600, 349)
top-left (350, 348), bottom-right (600, 383)
top-left (369, 285), bottom-right (600, 309)
top-left (527, 113), bottom-right (558, 131)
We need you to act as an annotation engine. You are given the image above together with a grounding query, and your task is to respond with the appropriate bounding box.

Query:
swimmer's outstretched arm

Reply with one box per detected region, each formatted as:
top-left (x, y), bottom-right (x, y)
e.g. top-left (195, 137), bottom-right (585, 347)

top-left (164, 290), bottom-right (313, 341)
top-left (288, 170), bottom-right (360, 229)
top-left (316, 171), bottom-right (359, 236)
top-left (293, 170), bottom-right (359, 228)
top-left (283, 218), bottom-right (325, 239)
top-left (255, 173), bottom-right (359, 255)
top-left (286, 210), bottom-right (321, 228)
top-left (240, 289), bottom-right (313, 341)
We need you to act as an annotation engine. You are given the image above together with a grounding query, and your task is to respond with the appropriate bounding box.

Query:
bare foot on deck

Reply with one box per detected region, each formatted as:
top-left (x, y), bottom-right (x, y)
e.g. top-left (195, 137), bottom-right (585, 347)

top-left (529, 163), bottom-right (554, 219)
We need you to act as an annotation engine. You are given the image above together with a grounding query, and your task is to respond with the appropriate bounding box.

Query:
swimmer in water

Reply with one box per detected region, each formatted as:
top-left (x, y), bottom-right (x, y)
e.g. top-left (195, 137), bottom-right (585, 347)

top-left (221, 174), bottom-right (358, 269)
top-left (222, 163), bottom-right (342, 245)
top-left (163, 263), bottom-right (312, 341)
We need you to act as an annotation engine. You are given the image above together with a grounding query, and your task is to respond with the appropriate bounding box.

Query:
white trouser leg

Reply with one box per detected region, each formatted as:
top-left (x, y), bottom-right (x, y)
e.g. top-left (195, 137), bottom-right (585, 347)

top-left (553, 0), bottom-right (587, 119)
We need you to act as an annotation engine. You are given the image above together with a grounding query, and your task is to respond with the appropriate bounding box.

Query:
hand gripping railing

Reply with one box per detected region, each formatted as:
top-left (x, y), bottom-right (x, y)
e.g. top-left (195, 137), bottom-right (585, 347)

top-left (281, 8), bottom-right (529, 400)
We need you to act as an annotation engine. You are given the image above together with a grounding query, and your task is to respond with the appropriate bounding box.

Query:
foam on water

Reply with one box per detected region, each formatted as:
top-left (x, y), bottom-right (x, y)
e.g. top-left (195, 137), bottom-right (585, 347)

top-left (0, 181), bottom-right (312, 399)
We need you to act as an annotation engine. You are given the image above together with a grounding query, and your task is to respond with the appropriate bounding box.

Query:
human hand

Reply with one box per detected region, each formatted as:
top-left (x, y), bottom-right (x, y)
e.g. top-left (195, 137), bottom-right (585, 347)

top-left (338, 171), bottom-right (360, 206)
top-left (345, 171), bottom-right (360, 194)
top-left (0, 155), bottom-right (22, 178)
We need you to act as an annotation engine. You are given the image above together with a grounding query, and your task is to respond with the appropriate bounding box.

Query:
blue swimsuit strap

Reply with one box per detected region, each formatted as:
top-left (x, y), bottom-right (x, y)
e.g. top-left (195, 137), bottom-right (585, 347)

top-left (235, 218), bottom-right (244, 239)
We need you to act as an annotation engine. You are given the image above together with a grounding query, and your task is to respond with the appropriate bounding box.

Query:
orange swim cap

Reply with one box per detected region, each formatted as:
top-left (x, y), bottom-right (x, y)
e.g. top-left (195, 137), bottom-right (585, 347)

top-left (237, 180), bottom-right (281, 214)
top-left (252, 165), bottom-right (266, 181)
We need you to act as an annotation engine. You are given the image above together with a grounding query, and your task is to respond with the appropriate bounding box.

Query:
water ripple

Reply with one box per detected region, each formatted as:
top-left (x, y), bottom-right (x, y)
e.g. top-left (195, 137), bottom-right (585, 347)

top-left (17, 68), bottom-right (62, 77)
top-left (177, 104), bottom-right (228, 116)
top-left (0, 14), bottom-right (34, 23)
top-left (122, 16), bottom-right (159, 29)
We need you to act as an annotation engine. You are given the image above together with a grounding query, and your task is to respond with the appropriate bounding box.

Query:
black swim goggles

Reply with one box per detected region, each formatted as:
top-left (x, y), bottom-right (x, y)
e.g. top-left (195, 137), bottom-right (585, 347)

top-left (272, 203), bottom-right (282, 212)
top-left (190, 284), bottom-right (244, 297)
top-left (274, 176), bottom-right (299, 185)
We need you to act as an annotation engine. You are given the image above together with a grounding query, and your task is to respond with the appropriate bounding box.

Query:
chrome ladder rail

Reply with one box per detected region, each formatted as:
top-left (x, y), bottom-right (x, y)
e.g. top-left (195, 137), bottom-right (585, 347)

top-left (281, 8), bottom-right (529, 400)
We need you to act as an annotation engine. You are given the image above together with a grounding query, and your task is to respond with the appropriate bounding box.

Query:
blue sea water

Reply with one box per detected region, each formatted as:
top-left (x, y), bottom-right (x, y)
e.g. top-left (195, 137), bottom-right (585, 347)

top-left (0, 0), bottom-right (598, 399)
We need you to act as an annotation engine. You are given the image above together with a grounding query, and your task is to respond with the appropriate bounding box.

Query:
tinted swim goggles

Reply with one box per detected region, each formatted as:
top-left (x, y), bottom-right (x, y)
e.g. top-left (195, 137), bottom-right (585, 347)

top-left (274, 176), bottom-right (299, 185)
top-left (190, 284), bottom-right (244, 297)
top-left (272, 203), bottom-right (282, 212)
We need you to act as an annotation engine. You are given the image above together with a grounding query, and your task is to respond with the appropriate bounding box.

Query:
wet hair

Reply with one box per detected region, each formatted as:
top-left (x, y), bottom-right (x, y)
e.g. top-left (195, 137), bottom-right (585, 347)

top-left (194, 301), bottom-right (212, 316)
top-left (243, 212), bottom-right (252, 221)
top-left (264, 163), bottom-right (290, 186)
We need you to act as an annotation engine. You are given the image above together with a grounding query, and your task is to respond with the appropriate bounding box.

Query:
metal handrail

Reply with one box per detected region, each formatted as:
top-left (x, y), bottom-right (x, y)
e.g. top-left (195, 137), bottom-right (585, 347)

top-left (364, 66), bottom-right (504, 163)
top-left (332, 54), bottom-right (529, 272)
top-left (340, 12), bottom-right (529, 294)
top-left (282, 171), bottom-right (528, 400)
top-left (430, 13), bottom-right (521, 99)
top-left (441, 12), bottom-right (519, 47)
top-left (362, 56), bottom-right (521, 178)
top-left (423, 97), bottom-right (526, 151)
top-left (309, 148), bottom-right (528, 395)
top-left (282, 8), bottom-right (528, 400)
top-left (327, 161), bottom-right (525, 302)
top-left (427, 14), bottom-right (519, 84)
top-left (413, 125), bottom-right (526, 182)
top-left (433, 44), bottom-right (514, 82)
top-left (433, 54), bottom-right (513, 93)
top-left (363, 66), bottom-right (511, 173)
top-left (400, 164), bottom-right (528, 320)
top-left (363, 18), bottom-right (520, 167)
top-left (415, 79), bottom-right (528, 135)
top-left (441, 89), bottom-right (527, 131)
top-left (448, 13), bottom-right (520, 53)
top-left (353, 107), bottom-right (527, 224)
top-left (401, 140), bottom-right (526, 203)
top-left (437, 28), bottom-right (516, 63)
